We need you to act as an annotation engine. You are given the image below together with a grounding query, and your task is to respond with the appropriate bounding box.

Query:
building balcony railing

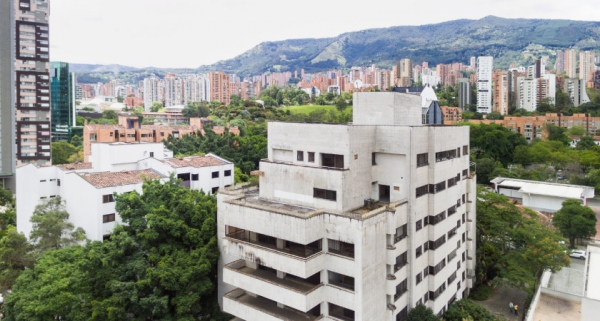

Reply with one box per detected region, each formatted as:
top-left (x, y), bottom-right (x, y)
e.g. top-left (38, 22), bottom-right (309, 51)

top-left (224, 288), bottom-right (321, 321)
top-left (226, 230), bottom-right (322, 259)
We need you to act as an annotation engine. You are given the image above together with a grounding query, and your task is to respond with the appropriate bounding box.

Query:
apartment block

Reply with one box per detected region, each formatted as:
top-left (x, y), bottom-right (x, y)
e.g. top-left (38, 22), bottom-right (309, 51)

top-left (476, 56), bottom-right (493, 114)
top-left (13, 0), bottom-right (52, 168)
top-left (0, 0), bottom-right (16, 188)
top-left (17, 141), bottom-right (234, 241)
top-left (397, 59), bottom-right (413, 87)
top-left (518, 77), bottom-right (537, 112)
top-left (143, 75), bottom-right (160, 111)
top-left (217, 91), bottom-right (476, 320)
top-left (492, 70), bottom-right (509, 115)
top-left (580, 51), bottom-right (596, 85)
top-left (565, 49), bottom-right (577, 79)
top-left (457, 78), bottom-right (471, 110)
top-left (589, 70), bottom-right (600, 90)
top-left (210, 72), bottom-right (231, 105)
top-left (440, 106), bottom-right (463, 124)
top-left (82, 115), bottom-right (240, 162)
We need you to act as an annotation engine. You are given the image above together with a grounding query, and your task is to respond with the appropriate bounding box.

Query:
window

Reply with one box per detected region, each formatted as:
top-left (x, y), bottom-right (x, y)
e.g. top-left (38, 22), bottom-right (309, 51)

top-left (328, 239), bottom-right (354, 258)
top-left (90, 134), bottom-right (97, 141)
top-left (321, 153), bottom-right (344, 168)
top-left (211, 187), bottom-right (219, 194)
top-left (297, 150), bottom-right (304, 161)
top-left (462, 194), bottom-right (466, 204)
top-left (416, 219), bottom-right (422, 231)
top-left (212, 171), bottom-right (219, 178)
top-left (191, 174), bottom-right (199, 181)
top-left (102, 194), bottom-right (115, 203)
top-left (429, 181), bottom-right (446, 194)
top-left (57, 179), bottom-right (60, 186)
top-left (329, 303), bottom-right (355, 321)
top-left (416, 185), bottom-right (428, 198)
top-left (372, 152), bottom-right (377, 165)
top-left (423, 241), bottom-right (429, 253)
top-left (462, 169), bottom-right (468, 179)
top-left (395, 252), bottom-right (408, 271)
top-left (224, 170), bottom-right (231, 177)
top-left (416, 246), bottom-right (422, 258)
top-left (328, 271), bottom-right (354, 291)
top-left (463, 145), bottom-right (469, 155)
top-left (161, 132), bottom-right (165, 136)
top-left (423, 266), bottom-right (429, 278)
top-left (149, 152), bottom-right (154, 157)
top-left (435, 149), bottom-right (457, 162)
top-left (462, 252), bottom-right (466, 262)
top-left (448, 205), bottom-right (457, 216)
top-left (447, 177), bottom-right (457, 187)
top-left (110, 132), bottom-right (113, 137)
top-left (103, 213), bottom-right (116, 223)
top-left (395, 224), bottom-right (408, 243)
top-left (308, 152), bottom-right (315, 162)
top-left (416, 272), bottom-right (423, 284)
top-left (424, 293), bottom-right (429, 303)
top-left (429, 258), bottom-right (447, 276)
top-left (417, 153), bottom-right (428, 167)
top-left (40, 179), bottom-right (46, 182)
top-left (395, 279), bottom-right (408, 300)
top-left (462, 232), bottom-right (466, 243)
top-left (457, 147), bottom-right (461, 157)
top-left (429, 235), bottom-right (446, 250)
top-left (428, 211), bottom-right (446, 225)
top-left (314, 188), bottom-right (337, 201)
top-left (462, 214), bottom-right (465, 224)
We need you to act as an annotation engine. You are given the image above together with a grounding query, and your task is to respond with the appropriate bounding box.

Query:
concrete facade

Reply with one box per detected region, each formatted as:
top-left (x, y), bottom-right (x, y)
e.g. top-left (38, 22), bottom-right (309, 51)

top-left (217, 91), bottom-right (476, 320)
top-left (17, 142), bottom-right (234, 241)
top-left (477, 56), bottom-right (493, 114)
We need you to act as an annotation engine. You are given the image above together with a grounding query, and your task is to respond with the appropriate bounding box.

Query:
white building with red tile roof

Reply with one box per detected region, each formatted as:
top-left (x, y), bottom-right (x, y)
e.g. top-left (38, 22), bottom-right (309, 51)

top-left (16, 142), bottom-right (233, 241)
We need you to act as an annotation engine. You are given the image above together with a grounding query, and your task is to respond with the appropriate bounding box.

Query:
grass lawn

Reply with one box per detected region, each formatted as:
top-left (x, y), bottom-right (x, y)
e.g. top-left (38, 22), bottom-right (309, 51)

top-left (587, 88), bottom-right (600, 101)
top-left (280, 105), bottom-right (337, 114)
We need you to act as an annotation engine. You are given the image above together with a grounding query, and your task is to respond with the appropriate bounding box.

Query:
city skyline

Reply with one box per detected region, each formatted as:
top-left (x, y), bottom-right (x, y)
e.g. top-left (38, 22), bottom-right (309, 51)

top-left (50, 0), bottom-right (600, 69)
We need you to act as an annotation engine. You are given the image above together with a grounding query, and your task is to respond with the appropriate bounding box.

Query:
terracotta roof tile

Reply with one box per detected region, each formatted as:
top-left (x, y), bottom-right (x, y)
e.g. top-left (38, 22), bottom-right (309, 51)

top-left (57, 163), bottom-right (93, 171)
top-left (161, 155), bottom-right (226, 168)
top-left (79, 169), bottom-right (164, 188)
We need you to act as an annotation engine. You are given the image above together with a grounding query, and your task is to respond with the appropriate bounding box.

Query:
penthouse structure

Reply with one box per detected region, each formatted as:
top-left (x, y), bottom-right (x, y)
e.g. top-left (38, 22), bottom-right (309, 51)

top-left (218, 91), bottom-right (476, 320)
top-left (17, 141), bottom-right (234, 241)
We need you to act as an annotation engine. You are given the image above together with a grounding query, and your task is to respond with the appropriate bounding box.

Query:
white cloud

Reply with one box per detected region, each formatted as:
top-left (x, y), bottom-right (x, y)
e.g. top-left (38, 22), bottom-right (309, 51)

top-left (49, 0), bottom-right (600, 68)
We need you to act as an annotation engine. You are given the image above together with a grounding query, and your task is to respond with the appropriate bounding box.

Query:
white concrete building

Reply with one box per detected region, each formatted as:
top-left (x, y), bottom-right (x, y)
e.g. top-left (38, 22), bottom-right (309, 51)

top-left (217, 91), bottom-right (477, 320)
top-left (518, 77), bottom-right (537, 112)
top-left (17, 142), bottom-right (234, 241)
top-left (491, 177), bottom-right (595, 212)
top-left (476, 56), bottom-right (493, 114)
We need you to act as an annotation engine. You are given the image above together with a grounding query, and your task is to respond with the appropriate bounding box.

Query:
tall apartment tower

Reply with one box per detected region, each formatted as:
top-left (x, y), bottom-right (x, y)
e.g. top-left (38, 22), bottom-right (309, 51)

top-left (50, 62), bottom-right (75, 142)
top-left (493, 70), bottom-right (509, 115)
top-left (565, 49), bottom-right (577, 79)
top-left (218, 91), bottom-right (477, 320)
top-left (469, 57), bottom-right (476, 71)
top-left (476, 56), bottom-right (493, 114)
top-left (5, 0), bottom-right (52, 174)
top-left (579, 51), bottom-right (596, 84)
top-left (209, 72), bottom-right (231, 105)
top-left (0, 0), bottom-right (17, 188)
top-left (143, 75), bottom-right (160, 111)
top-left (457, 78), bottom-right (471, 110)
top-left (396, 59), bottom-right (413, 87)
top-left (555, 51), bottom-right (566, 74)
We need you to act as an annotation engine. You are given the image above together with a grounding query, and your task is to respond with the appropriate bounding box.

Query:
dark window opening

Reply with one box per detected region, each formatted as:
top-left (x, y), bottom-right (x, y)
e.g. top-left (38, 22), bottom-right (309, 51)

top-left (321, 153), bottom-right (344, 168)
top-left (416, 185), bottom-right (428, 198)
top-left (328, 271), bottom-right (355, 291)
top-left (379, 184), bottom-right (390, 202)
top-left (314, 188), bottom-right (336, 201)
top-left (429, 235), bottom-right (446, 251)
top-left (329, 303), bottom-right (355, 321)
top-left (102, 194), bottom-right (114, 203)
top-left (211, 171), bottom-right (219, 178)
top-left (297, 150), bottom-right (304, 161)
top-left (211, 187), bottom-right (219, 194)
top-left (191, 174), bottom-right (199, 181)
top-left (103, 213), bottom-right (116, 223)
top-left (395, 224), bottom-right (408, 243)
top-left (394, 279), bottom-right (408, 301)
top-left (308, 152), bottom-right (315, 162)
top-left (372, 152), bottom-right (377, 165)
top-left (395, 251), bottom-right (408, 271)
top-left (417, 153), bottom-right (428, 167)
top-left (328, 239), bottom-right (355, 258)
top-left (224, 170), bottom-right (231, 177)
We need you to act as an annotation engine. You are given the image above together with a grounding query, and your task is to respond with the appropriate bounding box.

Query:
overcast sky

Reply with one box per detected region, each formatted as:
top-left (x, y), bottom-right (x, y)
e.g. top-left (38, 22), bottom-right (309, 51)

top-left (50, 0), bottom-right (600, 69)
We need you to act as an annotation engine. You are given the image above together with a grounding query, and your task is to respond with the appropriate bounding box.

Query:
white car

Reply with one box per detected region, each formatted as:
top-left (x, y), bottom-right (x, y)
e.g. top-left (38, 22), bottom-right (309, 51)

top-left (569, 249), bottom-right (587, 260)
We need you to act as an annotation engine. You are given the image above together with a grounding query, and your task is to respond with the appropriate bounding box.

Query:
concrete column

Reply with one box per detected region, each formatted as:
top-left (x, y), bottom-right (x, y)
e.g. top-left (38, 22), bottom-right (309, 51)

top-left (276, 270), bottom-right (286, 279)
top-left (276, 238), bottom-right (285, 249)
top-left (249, 231), bottom-right (257, 242)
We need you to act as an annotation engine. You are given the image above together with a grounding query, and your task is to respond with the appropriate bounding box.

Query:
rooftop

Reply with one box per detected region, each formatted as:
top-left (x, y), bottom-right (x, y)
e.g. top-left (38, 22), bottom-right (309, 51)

top-left (141, 125), bottom-right (198, 130)
top-left (161, 155), bottom-right (227, 168)
top-left (78, 169), bottom-right (164, 188)
top-left (57, 162), bottom-right (93, 171)
top-left (491, 177), bottom-right (595, 199)
top-left (587, 246), bottom-right (600, 300)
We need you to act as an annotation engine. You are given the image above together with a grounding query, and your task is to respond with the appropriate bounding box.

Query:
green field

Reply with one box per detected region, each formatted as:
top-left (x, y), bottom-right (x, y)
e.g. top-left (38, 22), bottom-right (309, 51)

top-left (280, 105), bottom-right (338, 114)
top-left (587, 88), bottom-right (600, 102)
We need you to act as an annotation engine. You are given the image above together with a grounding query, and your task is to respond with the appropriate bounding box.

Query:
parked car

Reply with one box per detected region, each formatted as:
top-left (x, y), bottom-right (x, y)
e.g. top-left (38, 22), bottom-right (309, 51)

top-left (569, 249), bottom-right (587, 260)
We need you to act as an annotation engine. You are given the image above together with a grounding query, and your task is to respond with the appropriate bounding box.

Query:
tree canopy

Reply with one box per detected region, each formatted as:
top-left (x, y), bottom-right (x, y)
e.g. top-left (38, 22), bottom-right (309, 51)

top-left (444, 299), bottom-right (502, 321)
top-left (28, 197), bottom-right (86, 253)
top-left (553, 199), bottom-right (597, 248)
top-left (405, 304), bottom-right (439, 321)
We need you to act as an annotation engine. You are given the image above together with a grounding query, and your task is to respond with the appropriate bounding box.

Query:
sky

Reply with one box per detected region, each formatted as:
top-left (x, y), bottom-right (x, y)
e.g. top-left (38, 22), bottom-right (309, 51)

top-left (50, 0), bottom-right (600, 69)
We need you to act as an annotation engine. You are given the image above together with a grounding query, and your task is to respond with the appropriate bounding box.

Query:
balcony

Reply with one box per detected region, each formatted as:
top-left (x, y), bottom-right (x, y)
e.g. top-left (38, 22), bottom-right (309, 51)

top-left (224, 260), bottom-right (323, 312)
top-left (223, 232), bottom-right (324, 278)
top-left (224, 288), bottom-right (321, 321)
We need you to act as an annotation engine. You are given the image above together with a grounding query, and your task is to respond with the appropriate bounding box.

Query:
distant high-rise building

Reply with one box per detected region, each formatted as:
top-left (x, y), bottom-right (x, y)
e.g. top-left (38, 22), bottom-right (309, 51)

top-left (518, 77), bottom-right (537, 112)
top-left (564, 78), bottom-right (591, 107)
top-left (493, 70), bottom-right (509, 115)
top-left (476, 56), bottom-right (493, 113)
top-left (209, 72), bottom-right (231, 105)
top-left (470, 57), bottom-right (476, 71)
top-left (0, 0), bottom-right (16, 188)
top-left (579, 51), bottom-right (596, 85)
top-left (163, 74), bottom-right (183, 107)
top-left (143, 75), bottom-right (160, 111)
top-left (457, 78), bottom-right (472, 110)
top-left (565, 49), bottom-right (577, 79)
top-left (396, 58), bottom-right (413, 87)
top-left (50, 62), bottom-right (75, 142)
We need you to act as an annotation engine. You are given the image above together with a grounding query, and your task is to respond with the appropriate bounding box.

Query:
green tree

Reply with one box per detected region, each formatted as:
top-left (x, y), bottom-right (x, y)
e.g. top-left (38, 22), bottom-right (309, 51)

top-left (569, 125), bottom-right (586, 136)
top-left (70, 134), bottom-right (82, 148)
top-left (0, 187), bottom-right (14, 207)
top-left (335, 97), bottom-right (348, 112)
top-left (102, 110), bottom-right (119, 122)
top-left (406, 304), bottom-right (439, 321)
top-left (553, 199), bottom-right (597, 248)
top-left (576, 136), bottom-right (597, 150)
top-left (444, 299), bottom-right (501, 321)
top-left (116, 95), bottom-right (124, 103)
top-left (544, 123), bottom-right (570, 145)
top-left (0, 226), bottom-right (34, 292)
top-left (29, 197), bottom-right (86, 253)
top-left (182, 101), bottom-right (210, 119)
top-left (51, 141), bottom-right (78, 165)
top-left (76, 115), bottom-right (86, 126)
top-left (150, 101), bottom-right (163, 112)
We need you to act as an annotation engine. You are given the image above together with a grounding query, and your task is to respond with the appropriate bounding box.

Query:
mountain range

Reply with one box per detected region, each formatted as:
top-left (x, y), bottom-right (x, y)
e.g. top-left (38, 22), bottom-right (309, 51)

top-left (71, 16), bottom-right (600, 78)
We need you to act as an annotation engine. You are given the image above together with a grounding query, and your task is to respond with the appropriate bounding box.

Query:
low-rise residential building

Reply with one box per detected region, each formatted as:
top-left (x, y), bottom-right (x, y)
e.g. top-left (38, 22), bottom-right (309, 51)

top-left (440, 106), bottom-right (463, 124)
top-left (218, 91), bottom-right (476, 320)
top-left (491, 177), bottom-right (595, 212)
top-left (17, 142), bottom-right (234, 241)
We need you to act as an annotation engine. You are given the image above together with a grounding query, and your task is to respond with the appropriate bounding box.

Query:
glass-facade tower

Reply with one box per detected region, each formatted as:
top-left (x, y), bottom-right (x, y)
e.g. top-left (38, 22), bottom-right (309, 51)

top-left (50, 61), bottom-right (74, 142)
